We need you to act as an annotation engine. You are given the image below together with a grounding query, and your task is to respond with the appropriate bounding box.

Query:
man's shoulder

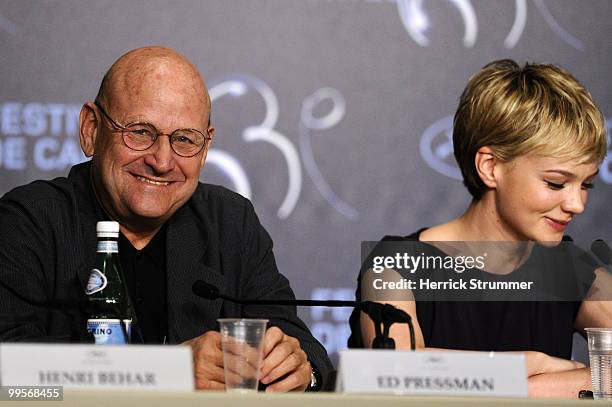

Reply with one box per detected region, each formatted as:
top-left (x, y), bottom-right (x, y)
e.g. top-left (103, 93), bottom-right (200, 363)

top-left (0, 162), bottom-right (89, 214)
top-left (2, 175), bottom-right (74, 206)
top-left (0, 175), bottom-right (80, 243)
top-left (192, 182), bottom-right (251, 209)
top-left (184, 182), bottom-right (261, 231)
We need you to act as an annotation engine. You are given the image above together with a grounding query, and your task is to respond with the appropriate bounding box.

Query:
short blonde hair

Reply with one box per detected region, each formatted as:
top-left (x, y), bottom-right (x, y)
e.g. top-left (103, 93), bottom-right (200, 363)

top-left (453, 59), bottom-right (607, 200)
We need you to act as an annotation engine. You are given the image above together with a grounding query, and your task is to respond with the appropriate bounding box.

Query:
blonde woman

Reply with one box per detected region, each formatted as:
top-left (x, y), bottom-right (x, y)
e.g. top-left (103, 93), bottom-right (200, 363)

top-left (349, 60), bottom-right (611, 398)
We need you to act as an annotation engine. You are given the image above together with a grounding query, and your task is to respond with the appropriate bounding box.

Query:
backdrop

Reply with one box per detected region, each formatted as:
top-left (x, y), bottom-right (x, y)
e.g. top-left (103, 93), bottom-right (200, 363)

top-left (1, 0), bottom-right (610, 363)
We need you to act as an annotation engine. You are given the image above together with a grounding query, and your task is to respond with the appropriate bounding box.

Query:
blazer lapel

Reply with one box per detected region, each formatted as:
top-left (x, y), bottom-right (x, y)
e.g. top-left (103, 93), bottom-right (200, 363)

top-left (73, 163), bottom-right (106, 292)
top-left (166, 205), bottom-right (225, 343)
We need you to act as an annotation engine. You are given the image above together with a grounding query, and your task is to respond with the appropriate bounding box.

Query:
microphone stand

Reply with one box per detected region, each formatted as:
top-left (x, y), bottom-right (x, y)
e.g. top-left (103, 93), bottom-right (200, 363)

top-left (361, 302), bottom-right (416, 349)
top-left (192, 280), bottom-right (416, 350)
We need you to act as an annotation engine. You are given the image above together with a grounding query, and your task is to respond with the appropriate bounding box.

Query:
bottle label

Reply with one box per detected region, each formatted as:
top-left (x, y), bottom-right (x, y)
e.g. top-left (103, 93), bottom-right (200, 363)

top-left (97, 240), bottom-right (118, 253)
top-left (87, 319), bottom-right (132, 344)
top-left (85, 268), bottom-right (107, 295)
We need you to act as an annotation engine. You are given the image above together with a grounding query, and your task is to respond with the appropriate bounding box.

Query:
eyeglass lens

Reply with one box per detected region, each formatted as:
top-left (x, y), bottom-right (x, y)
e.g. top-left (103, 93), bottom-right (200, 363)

top-left (122, 123), bottom-right (206, 157)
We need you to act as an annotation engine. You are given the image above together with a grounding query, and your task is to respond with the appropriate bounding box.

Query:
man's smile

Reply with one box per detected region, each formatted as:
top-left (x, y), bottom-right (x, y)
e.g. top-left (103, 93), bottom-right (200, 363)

top-left (134, 175), bottom-right (171, 186)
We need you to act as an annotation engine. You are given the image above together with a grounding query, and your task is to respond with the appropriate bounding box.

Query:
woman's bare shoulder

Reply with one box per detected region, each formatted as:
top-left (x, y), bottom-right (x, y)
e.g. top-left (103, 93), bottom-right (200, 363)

top-left (419, 220), bottom-right (464, 241)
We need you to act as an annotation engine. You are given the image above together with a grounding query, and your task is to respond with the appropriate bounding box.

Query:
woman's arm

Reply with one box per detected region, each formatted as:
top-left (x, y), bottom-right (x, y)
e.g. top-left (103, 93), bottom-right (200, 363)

top-left (359, 268), bottom-right (586, 397)
top-left (360, 300), bottom-right (583, 374)
top-left (575, 266), bottom-right (612, 334)
top-left (528, 368), bottom-right (591, 398)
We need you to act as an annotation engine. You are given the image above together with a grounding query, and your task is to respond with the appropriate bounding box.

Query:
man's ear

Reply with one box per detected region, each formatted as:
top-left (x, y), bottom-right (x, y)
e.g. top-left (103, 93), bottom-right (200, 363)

top-left (79, 102), bottom-right (99, 157)
top-left (474, 146), bottom-right (499, 189)
top-left (199, 126), bottom-right (215, 168)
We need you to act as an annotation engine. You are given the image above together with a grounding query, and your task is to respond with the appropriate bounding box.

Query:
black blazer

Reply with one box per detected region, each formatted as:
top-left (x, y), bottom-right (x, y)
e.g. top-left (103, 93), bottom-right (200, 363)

top-left (0, 161), bottom-right (333, 388)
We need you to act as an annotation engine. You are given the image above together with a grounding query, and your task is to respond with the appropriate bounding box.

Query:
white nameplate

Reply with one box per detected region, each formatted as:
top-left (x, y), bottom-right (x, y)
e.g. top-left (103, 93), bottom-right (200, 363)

top-left (0, 344), bottom-right (194, 390)
top-left (336, 349), bottom-right (527, 397)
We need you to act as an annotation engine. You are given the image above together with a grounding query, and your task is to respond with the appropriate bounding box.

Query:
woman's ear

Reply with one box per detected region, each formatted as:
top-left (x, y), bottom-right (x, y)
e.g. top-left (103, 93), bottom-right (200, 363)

top-left (79, 102), bottom-right (98, 157)
top-left (474, 146), bottom-right (499, 189)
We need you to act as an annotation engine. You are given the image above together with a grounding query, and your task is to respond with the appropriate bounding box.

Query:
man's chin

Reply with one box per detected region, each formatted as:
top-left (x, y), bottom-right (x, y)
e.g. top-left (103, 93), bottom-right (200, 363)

top-left (128, 205), bottom-right (175, 224)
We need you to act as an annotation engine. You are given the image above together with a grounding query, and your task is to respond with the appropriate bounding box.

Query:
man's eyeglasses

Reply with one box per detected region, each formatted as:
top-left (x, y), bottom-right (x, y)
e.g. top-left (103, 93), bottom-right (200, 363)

top-left (94, 101), bottom-right (211, 158)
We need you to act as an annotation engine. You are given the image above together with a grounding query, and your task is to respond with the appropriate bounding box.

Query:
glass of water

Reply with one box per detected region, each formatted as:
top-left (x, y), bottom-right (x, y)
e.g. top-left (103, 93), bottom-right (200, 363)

top-left (585, 328), bottom-right (612, 400)
top-left (218, 319), bottom-right (268, 393)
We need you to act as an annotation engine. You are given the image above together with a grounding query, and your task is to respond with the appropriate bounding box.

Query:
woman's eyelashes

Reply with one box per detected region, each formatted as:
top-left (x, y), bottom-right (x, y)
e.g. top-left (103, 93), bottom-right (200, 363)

top-left (545, 180), bottom-right (565, 190)
top-left (544, 180), bottom-right (595, 190)
top-left (582, 181), bottom-right (595, 190)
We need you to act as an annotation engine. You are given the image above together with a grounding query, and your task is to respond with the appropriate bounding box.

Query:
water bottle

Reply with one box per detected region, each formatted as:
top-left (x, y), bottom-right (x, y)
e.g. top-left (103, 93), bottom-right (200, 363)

top-left (85, 221), bottom-right (132, 344)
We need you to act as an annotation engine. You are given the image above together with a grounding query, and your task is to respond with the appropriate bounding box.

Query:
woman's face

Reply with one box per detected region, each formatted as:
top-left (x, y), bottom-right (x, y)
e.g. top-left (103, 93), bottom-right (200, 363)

top-left (492, 153), bottom-right (599, 242)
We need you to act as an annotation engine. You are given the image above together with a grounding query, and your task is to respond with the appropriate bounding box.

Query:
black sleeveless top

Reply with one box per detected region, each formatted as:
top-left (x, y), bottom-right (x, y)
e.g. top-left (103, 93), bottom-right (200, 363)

top-left (348, 230), bottom-right (597, 359)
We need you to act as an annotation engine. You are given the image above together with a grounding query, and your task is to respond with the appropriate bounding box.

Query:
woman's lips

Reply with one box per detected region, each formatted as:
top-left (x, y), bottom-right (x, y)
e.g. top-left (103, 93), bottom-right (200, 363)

top-left (545, 217), bottom-right (570, 232)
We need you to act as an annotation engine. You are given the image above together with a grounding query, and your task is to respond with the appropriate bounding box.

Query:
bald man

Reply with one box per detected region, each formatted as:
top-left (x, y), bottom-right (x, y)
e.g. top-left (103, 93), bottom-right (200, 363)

top-left (0, 47), bottom-right (333, 391)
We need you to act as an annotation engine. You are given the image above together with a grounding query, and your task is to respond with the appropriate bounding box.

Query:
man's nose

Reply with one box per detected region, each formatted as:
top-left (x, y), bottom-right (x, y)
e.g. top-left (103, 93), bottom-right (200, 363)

top-left (144, 135), bottom-right (176, 173)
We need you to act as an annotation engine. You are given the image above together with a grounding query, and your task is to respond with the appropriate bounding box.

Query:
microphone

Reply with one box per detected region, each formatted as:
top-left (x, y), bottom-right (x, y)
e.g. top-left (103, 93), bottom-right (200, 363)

top-left (192, 280), bottom-right (416, 350)
top-left (359, 301), bottom-right (416, 349)
top-left (591, 240), bottom-right (611, 265)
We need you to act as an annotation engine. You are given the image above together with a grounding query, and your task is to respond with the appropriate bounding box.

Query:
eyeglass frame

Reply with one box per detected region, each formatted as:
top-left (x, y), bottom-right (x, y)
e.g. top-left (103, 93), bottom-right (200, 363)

top-left (93, 100), bottom-right (212, 158)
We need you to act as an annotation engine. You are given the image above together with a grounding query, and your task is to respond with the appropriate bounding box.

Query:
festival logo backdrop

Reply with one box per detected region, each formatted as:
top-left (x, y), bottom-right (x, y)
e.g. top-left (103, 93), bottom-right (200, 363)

top-left (1, 0), bottom-right (610, 362)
